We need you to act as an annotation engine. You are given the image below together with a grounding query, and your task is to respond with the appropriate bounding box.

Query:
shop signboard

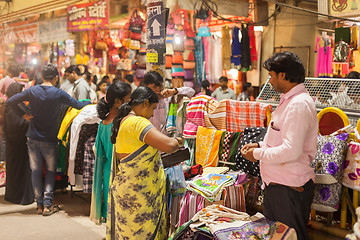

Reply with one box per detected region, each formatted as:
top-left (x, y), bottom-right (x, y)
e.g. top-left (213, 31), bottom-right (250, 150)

top-left (146, 0), bottom-right (166, 70)
top-left (330, 0), bottom-right (360, 17)
top-left (67, 0), bottom-right (109, 32)
top-left (0, 21), bottom-right (37, 45)
top-left (38, 17), bottom-right (70, 43)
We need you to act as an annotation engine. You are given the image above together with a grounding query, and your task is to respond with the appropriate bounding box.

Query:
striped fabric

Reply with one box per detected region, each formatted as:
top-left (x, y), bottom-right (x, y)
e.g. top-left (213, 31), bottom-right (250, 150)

top-left (204, 99), bottom-right (226, 131)
top-left (183, 95), bottom-right (218, 139)
top-left (223, 184), bottom-right (246, 212)
top-left (83, 136), bottom-right (96, 193)
top-left (178, 191), bottom-right (205, 226)
top-left (226, 100), bottom-right (272, 133)
top-left (202, 167), bottom-right (229, 176)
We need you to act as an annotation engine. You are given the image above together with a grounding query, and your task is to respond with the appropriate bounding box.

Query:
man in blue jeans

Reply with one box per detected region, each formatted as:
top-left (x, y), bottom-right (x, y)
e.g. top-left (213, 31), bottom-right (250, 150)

top-left (6, 64), bottom-right (89, 216)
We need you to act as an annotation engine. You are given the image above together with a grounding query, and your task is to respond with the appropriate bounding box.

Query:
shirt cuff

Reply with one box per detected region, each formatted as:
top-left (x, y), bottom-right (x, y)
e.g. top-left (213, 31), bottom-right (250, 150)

top-left (253, 148), bottom-right (263, 160)
top-left (258, 141), bottom-right (264, 148)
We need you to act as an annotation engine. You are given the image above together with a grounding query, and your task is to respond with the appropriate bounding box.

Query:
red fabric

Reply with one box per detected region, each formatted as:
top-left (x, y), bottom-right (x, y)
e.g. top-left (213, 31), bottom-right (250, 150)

top-left (248, 25), bottom-right (257, 67)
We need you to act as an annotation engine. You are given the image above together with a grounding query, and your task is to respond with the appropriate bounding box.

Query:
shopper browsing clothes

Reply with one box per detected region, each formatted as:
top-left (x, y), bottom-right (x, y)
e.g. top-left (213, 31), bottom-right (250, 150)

top-left (211, 76), bottom-right (236, 101)
top-left (6, 64), bottom-right (90, 216)
top-left (90, 81), bottom-right (131, 224)
top-left (237, 82), bottom-right (254, 101)
top-left (107, 86), bottom-right (181, 239)
top-left (241, 52), bottom-right (317, 240)
top-left (142, 71), bottom-right (195, 133)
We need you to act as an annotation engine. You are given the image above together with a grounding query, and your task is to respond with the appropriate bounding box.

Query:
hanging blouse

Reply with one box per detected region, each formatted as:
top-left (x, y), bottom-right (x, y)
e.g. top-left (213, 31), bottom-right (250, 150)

top-left (231, 26), bottom-right (241, 67)
top-left (222, 26), bottom-right (232, 70)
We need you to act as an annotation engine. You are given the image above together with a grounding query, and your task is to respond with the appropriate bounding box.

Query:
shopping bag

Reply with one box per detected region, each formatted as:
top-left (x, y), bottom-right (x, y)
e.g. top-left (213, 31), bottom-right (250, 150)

top-left (165, 164), bottom-right (187, 197)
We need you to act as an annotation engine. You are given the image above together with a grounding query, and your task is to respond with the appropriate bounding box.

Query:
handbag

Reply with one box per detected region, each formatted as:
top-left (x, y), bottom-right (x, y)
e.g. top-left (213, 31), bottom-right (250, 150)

top-left (95, 40), bottom-right (108, 50)
top-left (171, 78), bottom-right (184, 88)
top-left (342, 141), bottom-right (360, 191)
top-left (310, 133), bottom-right (349, 184)
top-left (173, 32), bottom-right (185, 52)
top-left (197, 21), bottom-right (211, 37)
top-left (129, 40), bottom-right (140, 50)
top-left (135, 68), bottom-right (146, 79)
top-left (165, 69), bottom-right (172, 80)
top-left (116, 59), bottom-right (132, 71)
top-left (161, 147), bottom-right (190, 168)
top-left (333, 41), bottom-right (350, 62)
top-left (166, 34), bottom-right (173, 44)
top-left (171, 65), bottom-right (184, 77)
top-left (184, 39), bottom-right (195, 50)
top-left (129, 9), bottom-right (145, 33)
top-left (172, 52), bottom-right (183, 64)
top-left (183, 61), bottom-right (195, 70)
top-left (166, 43), bottom-right (175, 55)
top-left (312, 182), bottom-right (342, 212)
top-left (166, 55), bottom-right (173, 69)
top-left (130, 31), bottom-right (141, 41)
top-left (183, 69), bottom-right (194, 80)
top-left (136, 54), bottom-right (147, 68)
top-left (170, 4), bottom-right (183, 25)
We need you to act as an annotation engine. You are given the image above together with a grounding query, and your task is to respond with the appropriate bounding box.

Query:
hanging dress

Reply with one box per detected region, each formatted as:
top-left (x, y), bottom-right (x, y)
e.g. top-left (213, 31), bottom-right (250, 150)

top-left (315, 36), bottom-right (333, 77)
top-left (222, 26), bottom-right (232, 70)
top-left (231, 26), bottom-right (241, 68)
top-left (240, 24), bottom-right (252, 72)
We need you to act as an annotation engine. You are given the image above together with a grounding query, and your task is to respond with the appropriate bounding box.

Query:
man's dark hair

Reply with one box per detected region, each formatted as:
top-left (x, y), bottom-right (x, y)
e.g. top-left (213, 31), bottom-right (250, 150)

top-left (263, 52), bottom-right (305, 84)
top-left (7, 65), bottom-right (20, 77)
top-left (41, 64), bottom-right (59, 81)
top-left (347, 71), bottom-right (360, 79)
top-left (68, 65), bottom-right (81, 76)
top-left (85, 72), bottom-right (92, 82)
top-left (142, 71), bottom-right (163, 87)
top-left (65, 66), bottom-right (72, 74)
top-left (243, 82), bottom-right (252, 91)
top-left (219, 76), bottom-right (228, 83)
top-left (125, 74), bottom-right (134, 83)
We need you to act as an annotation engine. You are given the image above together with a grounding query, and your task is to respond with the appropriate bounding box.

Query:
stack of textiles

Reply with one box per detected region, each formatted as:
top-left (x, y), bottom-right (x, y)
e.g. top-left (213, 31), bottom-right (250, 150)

top-left (187, 173), bottom-right (238, 202)
top-left (171, 205), bottom-right (296, 240)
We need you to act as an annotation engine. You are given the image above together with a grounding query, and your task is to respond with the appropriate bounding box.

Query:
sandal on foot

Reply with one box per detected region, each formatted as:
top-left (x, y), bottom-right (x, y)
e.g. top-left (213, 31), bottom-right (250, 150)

top-left (42, 205), bottom-right (61, 216)
top-left (36, 206), bottom-right (43, 215)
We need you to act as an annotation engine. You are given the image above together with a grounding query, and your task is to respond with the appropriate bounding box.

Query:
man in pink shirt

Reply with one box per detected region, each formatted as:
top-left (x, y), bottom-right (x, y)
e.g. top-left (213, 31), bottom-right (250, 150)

top-left (0, 65), bottom-right (29, 101)
top-left (241, 52), bottom-right (317, 240)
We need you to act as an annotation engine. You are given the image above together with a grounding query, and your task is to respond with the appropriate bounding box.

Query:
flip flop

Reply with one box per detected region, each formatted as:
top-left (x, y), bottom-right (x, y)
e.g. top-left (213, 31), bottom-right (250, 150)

top-left (42, 205), bottom-right (61, 216)
top-left (36, 206), bottom-right (43, 215)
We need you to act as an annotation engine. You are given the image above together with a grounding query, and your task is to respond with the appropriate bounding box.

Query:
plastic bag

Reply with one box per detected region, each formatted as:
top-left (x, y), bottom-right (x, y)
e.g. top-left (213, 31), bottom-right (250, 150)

top-left (165, 164), bottom-right (186, 197)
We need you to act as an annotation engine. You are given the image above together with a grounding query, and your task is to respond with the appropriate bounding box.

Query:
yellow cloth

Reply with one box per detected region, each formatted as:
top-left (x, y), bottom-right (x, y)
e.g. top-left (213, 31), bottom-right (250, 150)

top-left (115, 116), bottom-right (153, 154)
top-left (57, 107), bottom-right (83, 145)
top-left (106, 116), bottom-right (167, 240)
top-left (196, 126), bottom-right (224, 168)
top-left (76, 54), bottom-right (89, 65)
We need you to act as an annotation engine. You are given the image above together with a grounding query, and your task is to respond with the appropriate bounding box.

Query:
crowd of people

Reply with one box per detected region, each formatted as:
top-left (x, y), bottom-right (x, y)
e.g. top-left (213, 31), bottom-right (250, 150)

top-left (0, 51), bottom-right (323, 239)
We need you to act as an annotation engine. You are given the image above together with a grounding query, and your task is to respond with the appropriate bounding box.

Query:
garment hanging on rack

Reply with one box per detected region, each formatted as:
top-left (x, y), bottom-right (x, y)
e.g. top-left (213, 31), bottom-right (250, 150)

top-left (335, 27), bottom-right (351, 44)
top-left (222, 26), bottom-right (232, 70)
top-left (206, 37), bottom-right (222, 83)
top-left (240, 24), bottom-right (252, 72)
top-left (249, 25), bottom-right (258, 68)
top-left (74, 123), bottom-right (98, 175)
top-left (194, 36), bottom-right (206, 83)
top-left (231, 26), bottom-right (241, 68)
top-left (315, 35), bottom-right (333, 77)
top-left (83, 135), bottom-right (96, 193)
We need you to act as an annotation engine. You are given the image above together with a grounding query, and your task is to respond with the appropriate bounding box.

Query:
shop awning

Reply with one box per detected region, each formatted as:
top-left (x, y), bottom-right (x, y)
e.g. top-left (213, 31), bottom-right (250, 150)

top-left (0, 0), bottom-right (83, 24)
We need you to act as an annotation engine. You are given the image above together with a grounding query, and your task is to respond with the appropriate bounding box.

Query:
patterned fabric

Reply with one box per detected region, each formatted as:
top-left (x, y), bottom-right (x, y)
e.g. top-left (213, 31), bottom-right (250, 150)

top-left (204, 99), bottom-right (226, 131)
top-left (178, 191), bottom-right (205, 226)
top-left (194, 36), bottom-right (206, 84)
top-left (166, 102), bottom-right (178, 134)
top-left (246, 176), bottom-right (260, 205)
top-left (218, 132), bottom-right (242, 167)
top-left (183, 95), bottom-right (218, 139)
top-left (223, 184), bottom-right (246, 212)
top-left (106, 117), bottom-right (167, 240)
top-left (342, 141), bottom-right (360, 191)
top-left (57, 107), bottom-right (82, 145)
top-left (312, 182), bottom-right (342, 212)
top-left (74, 124), bottom-right (98, 175)
top-left (210, 214), bottom-right (297, 240)
top-left (195, 126), bottom-right (224, 167)
top-left (311, 133), bottom-right (349, 184)
top-left (202, 167), bottom-right (229, 176)
top-left (226, 100), bottom-right (271, 133)
top-left (184, 139), bottom-right (196, 166)
top-left (83, 136), bottom-right (95, 193)
top-left (234, 127), bottom-right (267, 178)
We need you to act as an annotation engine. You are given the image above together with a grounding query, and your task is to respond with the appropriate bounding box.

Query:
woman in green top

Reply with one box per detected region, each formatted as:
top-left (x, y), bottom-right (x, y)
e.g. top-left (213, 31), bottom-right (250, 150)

top-left (90, 81), bottom-right (132, 224)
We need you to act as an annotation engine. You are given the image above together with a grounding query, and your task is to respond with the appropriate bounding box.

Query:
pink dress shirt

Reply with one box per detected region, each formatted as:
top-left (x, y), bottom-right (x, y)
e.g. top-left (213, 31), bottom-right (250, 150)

top-left (253, 83), bottom-right (317, 188)
top-left (0, 76), bottom-right (30, 100)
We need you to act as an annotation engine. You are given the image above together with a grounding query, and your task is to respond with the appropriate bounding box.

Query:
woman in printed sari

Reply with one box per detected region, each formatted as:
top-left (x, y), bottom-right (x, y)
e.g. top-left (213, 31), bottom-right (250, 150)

top-left (107, 86), bottom-right (181, 240)
top-left (90, 82), bottom-right (131, 224)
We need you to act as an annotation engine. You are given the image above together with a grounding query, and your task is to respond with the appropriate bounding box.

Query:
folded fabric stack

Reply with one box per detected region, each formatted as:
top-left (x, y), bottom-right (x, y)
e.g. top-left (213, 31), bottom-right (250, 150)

top-left (187, 173), bottom-right (238, 202)
top-left (202, 167), bottom-right (229, 176)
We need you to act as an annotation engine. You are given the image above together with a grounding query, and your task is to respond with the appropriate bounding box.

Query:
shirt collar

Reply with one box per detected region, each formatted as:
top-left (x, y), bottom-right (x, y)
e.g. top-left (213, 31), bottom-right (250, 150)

top-left (280, 83), bottom-right (306, 100)
top-left (74, 77), bottom-right (84, 84)
top-left (219, 87), bottom-right (230, 93)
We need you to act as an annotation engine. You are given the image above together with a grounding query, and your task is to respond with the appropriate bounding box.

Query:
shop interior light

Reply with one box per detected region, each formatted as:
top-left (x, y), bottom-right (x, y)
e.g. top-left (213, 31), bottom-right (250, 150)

top-left (254, 26), bottom-right (263, 32)
top-left (31, 58), bottom-right (37, 65)
top-left (174, 36), bottom-right (182, 44)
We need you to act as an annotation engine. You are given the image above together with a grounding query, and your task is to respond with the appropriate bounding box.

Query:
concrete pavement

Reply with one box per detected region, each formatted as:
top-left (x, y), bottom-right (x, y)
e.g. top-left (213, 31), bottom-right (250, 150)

top-left (0, 187), bottom-right (106, 240)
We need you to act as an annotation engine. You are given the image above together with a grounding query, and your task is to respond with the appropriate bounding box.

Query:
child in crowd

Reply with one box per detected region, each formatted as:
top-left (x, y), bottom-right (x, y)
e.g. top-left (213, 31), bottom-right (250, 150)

top-left (97, 80), bottom-right (108, 100)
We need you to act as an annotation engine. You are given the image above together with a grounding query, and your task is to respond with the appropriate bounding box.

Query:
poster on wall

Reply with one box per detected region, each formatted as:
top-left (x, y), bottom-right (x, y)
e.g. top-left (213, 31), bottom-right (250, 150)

top-left (67, 0), bottom-right (109, 32)
top-left (330, 0), bottom-right (360, 17)
top-left (38, 17), bottom-right (70, 43)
